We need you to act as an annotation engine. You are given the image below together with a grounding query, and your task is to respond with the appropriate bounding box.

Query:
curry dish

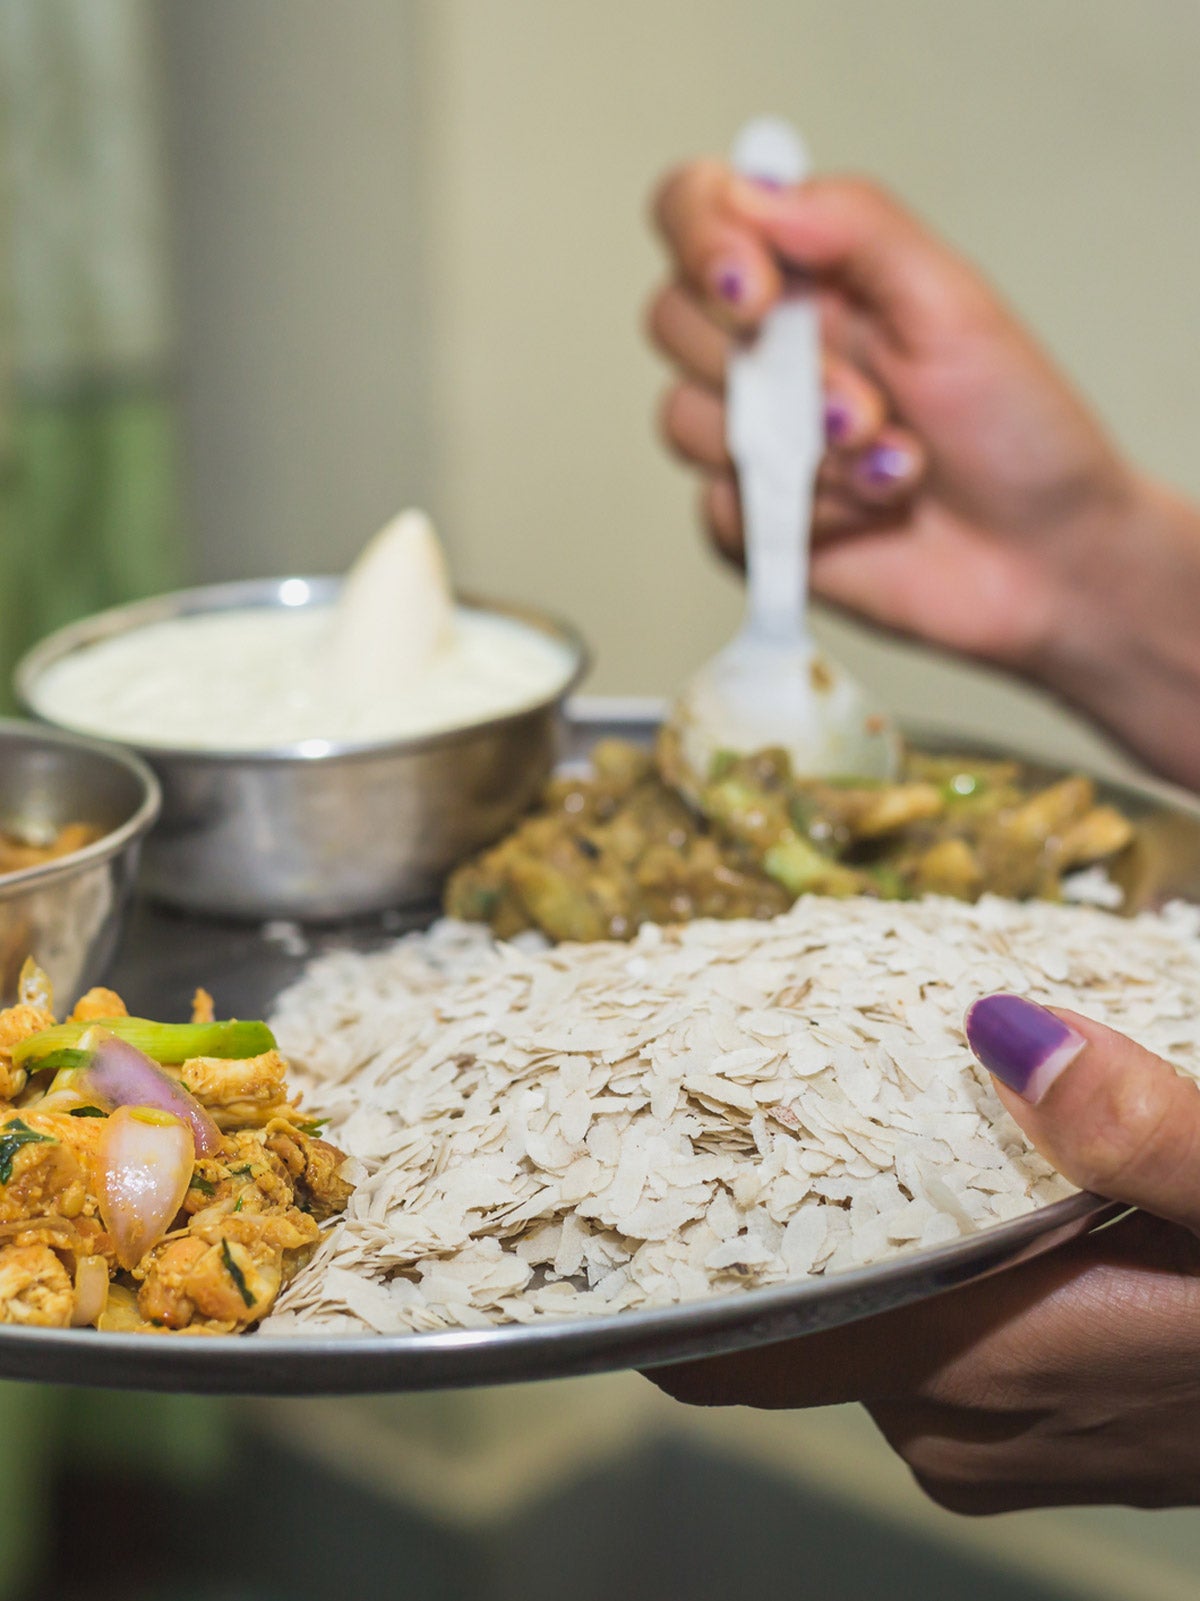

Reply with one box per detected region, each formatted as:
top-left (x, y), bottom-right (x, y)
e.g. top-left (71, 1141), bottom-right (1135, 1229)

top-left (0, 821), bottom-right (102, 878)
top-left (446, 737), bottom-right (1136, 943)
top-left (0, 962), bottom-right (350, 1333)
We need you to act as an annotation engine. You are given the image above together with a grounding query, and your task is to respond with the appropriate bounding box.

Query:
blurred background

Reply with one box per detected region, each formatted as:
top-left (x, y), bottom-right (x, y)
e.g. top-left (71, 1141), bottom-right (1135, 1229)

top-left (4, 1), bottom-right (1200, 1597)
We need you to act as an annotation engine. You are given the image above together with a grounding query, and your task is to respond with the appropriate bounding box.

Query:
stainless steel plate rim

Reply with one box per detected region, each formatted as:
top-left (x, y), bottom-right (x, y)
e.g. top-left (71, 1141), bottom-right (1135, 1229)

top-left (0, 718), bottom-right (162, 896)
top-left (15, 576), bottom-right (589, 765)
top-left (0, 1189), bottom-right (1121, 1394)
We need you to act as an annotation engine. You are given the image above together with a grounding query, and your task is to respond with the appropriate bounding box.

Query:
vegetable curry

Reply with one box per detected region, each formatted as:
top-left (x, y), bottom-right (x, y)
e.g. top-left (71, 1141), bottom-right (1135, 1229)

top-left (446, 736), bottom-right (1136, 943)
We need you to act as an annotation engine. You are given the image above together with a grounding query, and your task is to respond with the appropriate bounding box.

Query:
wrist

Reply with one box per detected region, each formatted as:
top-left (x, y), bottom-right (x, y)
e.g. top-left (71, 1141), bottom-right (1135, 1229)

top-left (1027, 474), bottom-right (1200, 785)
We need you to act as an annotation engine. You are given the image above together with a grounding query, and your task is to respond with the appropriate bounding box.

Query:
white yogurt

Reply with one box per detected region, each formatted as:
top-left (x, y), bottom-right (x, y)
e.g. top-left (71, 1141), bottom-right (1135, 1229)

top-left (33, 604), bottom-right (577, 751)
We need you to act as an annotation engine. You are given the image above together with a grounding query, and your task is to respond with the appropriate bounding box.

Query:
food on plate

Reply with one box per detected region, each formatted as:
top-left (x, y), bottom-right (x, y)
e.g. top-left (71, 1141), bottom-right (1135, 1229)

top-left (445, 737), bottom-right (1136, 942)
top-left (266, 895), bottom-right (1200, 1336)
top-left (0, 960), bottom-right (351, 1333)
top-left (28, 510), bottom-right (577, 751)
top-left (0, 821), bottom-right (102, 879)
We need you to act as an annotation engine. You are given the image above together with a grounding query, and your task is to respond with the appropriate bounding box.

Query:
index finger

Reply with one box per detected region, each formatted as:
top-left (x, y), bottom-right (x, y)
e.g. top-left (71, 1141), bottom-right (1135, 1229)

top-left (652, 159), bottom-right (783, 325)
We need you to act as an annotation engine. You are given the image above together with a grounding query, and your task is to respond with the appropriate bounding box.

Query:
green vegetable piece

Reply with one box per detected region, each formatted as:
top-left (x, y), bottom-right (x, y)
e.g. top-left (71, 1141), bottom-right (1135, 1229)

top-left (707, 749), bottom-right (739, 782)
top-left (296, 1119), bottom-right (328, 1137)
top-left (867, 864), bottom-right (912, 901)
top-left (787, 795), bottom-right (818, 836)
top-left (14, 1017), bottom-right (276, 1071)
top-left (233, 1194), bottom-right (244, 1213)
top-left (221, 1239), bottom-right (255, 1309)
top-left (189, 1174), bottom-right (217, 1196)
top-left (0, 1119), bottom-right (54, 1184)
top-left (68, 1106), bottom-right (107, 1119)
top-left (699, 776), bottom-right (791, 851)
top-left (33, 1049), bottom-right (89, 1076)
top-left (762, 837), bottom-right (861, 898)
top-left (762, 836), bottom-right (835, 895)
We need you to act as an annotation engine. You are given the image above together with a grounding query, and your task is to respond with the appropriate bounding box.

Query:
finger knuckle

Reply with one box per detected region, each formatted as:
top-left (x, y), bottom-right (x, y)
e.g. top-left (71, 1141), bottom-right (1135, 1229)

top-left (650, 164), bottom-right (690, 231)
top-left (890, 1434), bottom-right (1005, 1516)
top-left (700, 484), bottom-right (740, 560)
top-left (699, 480), bottom-right (723, 531)
top-left (650, 159), bottom-right (722, 236)
top-left (642, 287), bottom-right (673, 352)
top-left (656, 386), bottom-right (691, 450)
top-left (911, 1470), bottom-right (1002, 1517)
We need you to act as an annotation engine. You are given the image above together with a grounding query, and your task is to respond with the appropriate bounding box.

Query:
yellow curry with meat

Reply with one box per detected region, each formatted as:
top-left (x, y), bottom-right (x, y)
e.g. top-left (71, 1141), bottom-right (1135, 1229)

top-left (0, 962), bottom-right (350, 1334)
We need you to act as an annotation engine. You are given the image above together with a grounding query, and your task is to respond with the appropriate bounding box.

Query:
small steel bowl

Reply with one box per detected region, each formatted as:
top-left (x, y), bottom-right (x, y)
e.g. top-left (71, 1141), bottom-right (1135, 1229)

top-left (16, 578), bottom-right (586, 922)
top-left (0, 720), bottom-right (160, 1007)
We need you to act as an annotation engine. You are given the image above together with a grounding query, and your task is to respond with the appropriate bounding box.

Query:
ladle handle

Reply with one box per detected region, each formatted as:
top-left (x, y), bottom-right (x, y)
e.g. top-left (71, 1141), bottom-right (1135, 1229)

top-left (727, 120), bottom-right (822, 645)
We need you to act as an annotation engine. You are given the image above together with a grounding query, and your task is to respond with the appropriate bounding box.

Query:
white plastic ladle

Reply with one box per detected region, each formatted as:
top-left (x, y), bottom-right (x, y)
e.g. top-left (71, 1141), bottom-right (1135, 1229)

top-left (665, 118), bottom-right (899, 792)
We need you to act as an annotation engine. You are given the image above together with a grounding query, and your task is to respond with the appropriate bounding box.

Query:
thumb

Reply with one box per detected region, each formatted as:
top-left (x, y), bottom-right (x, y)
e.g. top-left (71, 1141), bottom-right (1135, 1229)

top-left (965, 993), bottom-right (1200, 1235)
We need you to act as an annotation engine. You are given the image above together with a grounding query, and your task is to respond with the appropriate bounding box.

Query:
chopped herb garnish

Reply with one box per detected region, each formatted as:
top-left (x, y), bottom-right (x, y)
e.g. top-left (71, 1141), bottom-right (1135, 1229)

top-left (189, 1174), bottom-right (217, 1196)
top-left (0, 1119), bottom-right (54, 1184)
top-left (220, 1239), bottom-right (255, 1308)
top-left (233, 1194), bottom-right (244, 1213)
top-left (230, 1165), bottom-right (254, 1177)
top-left (68, 1105), bottom-right (107, 1119)
top-left (297, 1119), bottom-right (327, 1137)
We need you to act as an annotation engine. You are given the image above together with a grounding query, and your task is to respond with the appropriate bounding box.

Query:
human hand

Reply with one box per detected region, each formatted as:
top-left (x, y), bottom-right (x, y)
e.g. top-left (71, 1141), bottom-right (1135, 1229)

top-left (647, 165), bottom-right (1200, 786)
top-left (647, 997), bottom-right (1200, 1512)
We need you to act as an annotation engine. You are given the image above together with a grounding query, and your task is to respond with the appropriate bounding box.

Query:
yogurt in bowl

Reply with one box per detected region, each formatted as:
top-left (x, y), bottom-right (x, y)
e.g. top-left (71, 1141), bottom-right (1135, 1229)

top-left (28, 513), bottom-right (578, 753)
top-left (16, 513), bottom-right (587, 920)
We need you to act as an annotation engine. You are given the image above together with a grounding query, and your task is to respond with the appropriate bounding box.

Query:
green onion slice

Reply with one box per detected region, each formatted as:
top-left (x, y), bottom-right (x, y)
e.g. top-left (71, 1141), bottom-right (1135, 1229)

top-left (14, 1017), bottom-right (276, 1071)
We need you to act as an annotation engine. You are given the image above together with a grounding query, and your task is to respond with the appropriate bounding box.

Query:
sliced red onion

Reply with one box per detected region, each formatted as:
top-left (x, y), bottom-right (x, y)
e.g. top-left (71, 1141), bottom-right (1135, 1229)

top-left (96, 1107), bottom-right (194, 1271)
top-left (77, 1033), bottom-right (221, 1157)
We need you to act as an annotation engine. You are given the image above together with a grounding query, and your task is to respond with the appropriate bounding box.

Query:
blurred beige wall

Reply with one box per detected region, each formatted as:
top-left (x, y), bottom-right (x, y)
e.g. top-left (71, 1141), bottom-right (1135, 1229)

top-left (163, 0), bottom-right (1200, 775)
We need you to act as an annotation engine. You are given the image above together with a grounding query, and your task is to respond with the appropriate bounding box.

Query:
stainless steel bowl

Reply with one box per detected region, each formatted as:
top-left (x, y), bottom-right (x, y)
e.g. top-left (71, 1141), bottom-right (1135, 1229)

top-left (16, 577), bottom-right (587, 922)
top-left (0, 720), bottom-right (160, 1007)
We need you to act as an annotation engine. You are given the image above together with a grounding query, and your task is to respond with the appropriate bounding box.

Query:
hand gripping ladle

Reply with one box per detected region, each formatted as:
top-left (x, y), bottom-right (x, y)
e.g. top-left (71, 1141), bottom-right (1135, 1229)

top-left (665, 118), bottom-right (899, 795)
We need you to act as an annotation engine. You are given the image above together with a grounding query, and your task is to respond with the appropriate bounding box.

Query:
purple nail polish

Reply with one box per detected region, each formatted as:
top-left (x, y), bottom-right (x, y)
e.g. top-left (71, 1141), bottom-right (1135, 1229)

top-left (859, 443), bottom-right (911, 488)
top-left (824, 399), bottom-right (853, 444)
top-left (713, 261), bottom-right (746, 305)
top-left (964, 993), bottom-right (1086, 1104)
top-left (750, 175), bottom-right (784, 193)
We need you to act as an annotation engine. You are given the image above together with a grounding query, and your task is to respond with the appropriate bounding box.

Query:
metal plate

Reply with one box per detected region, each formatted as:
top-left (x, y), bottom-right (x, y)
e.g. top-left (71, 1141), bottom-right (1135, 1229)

top-left (0, 703), bottom-right (1189, 1395)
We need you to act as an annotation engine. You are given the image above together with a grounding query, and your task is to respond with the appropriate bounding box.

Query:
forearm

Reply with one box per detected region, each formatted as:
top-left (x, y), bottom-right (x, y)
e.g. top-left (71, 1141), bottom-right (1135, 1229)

top-left (1030, 477), bottom-right (1200, 789)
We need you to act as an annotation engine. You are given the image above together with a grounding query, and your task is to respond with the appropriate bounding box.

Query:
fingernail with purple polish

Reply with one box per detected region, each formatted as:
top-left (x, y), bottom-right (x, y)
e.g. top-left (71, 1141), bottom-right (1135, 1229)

top-left (713, 260), bottom-right (747, 305)
top-left (824, 398), bottom-right (853, 444)
top-left (859, 442), bottom-right (911, 488)
top-left (964, 993), bottom-right (1086, 1105)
